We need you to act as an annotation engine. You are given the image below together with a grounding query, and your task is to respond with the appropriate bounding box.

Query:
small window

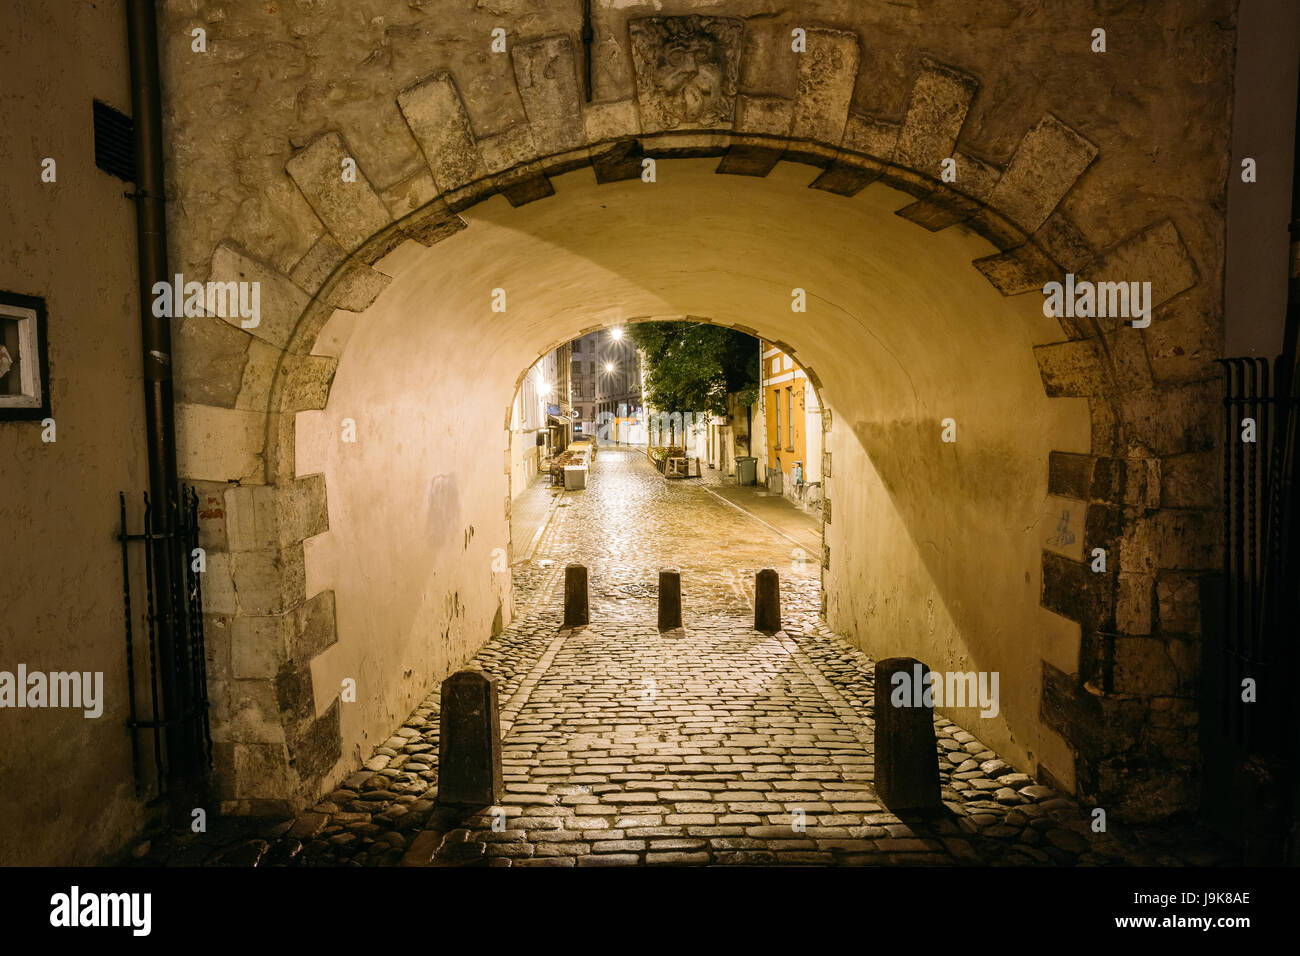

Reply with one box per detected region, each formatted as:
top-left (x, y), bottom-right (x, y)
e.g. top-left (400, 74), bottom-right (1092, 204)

top-left (786, 387), bottom-right (794, 449)
top-left (0, 291), bottom-right (51, 420)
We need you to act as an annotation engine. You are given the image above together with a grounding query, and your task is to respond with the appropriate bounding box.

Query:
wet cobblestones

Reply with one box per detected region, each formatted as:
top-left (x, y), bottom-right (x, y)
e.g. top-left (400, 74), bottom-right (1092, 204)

top-left (129, 450), bottom-right (1234, 867)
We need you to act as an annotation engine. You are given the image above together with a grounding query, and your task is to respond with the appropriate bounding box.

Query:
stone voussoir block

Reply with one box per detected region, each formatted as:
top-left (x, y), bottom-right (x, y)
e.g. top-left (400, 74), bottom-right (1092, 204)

top-left (397, 71), bottom-right (486, 193)
top-left (209, 241), bottom-right (310, 350)
top-left (512, 35), bottom-right (585, 155)
top-left (285, 132), bottom-right (393, 254)
top-left (893, 60), bottom-right (979, 176)
top-left (791, 27), bottom-right (860, 145)
top-left (987, 114), bottom-right (1098, 234)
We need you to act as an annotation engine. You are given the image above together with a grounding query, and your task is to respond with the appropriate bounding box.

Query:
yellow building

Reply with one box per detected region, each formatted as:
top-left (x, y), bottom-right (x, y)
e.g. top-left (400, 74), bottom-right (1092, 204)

top-left (759, 341), bottom-right (822, 503)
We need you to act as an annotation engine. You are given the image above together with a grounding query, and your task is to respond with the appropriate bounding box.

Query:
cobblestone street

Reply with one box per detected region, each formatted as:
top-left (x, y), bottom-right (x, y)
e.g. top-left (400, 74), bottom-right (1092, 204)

top-left (132, 449), bottom-right (1234, 867)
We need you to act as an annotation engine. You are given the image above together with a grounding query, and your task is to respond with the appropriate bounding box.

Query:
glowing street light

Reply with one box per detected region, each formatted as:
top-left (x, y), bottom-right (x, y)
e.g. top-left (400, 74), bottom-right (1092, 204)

top-left (610, 327), bottom-right (624, 341)
top-left (604, 362), bottom-right (614, 373)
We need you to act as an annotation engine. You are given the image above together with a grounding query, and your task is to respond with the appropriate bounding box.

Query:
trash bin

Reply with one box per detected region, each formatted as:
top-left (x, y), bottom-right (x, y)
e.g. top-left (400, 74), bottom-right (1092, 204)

top-left (735, 456), bottom-right (757, 486)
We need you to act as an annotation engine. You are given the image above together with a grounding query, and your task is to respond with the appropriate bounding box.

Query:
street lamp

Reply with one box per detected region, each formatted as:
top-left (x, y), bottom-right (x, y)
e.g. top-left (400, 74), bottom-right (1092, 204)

top-left (604, 362), bottom-right (614, 373)
top-left (610, 327), bottom-right (624, 341)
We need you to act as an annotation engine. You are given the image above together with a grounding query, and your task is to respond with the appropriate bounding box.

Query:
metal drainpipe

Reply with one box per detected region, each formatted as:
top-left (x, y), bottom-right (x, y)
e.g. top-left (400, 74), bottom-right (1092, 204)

top-left (126, 0), bottom-right (202, 815)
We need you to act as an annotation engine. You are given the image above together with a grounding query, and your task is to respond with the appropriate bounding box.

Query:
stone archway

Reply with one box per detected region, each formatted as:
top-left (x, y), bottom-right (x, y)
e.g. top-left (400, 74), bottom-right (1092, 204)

top-left (173, 15), bottom-right (1219, 823)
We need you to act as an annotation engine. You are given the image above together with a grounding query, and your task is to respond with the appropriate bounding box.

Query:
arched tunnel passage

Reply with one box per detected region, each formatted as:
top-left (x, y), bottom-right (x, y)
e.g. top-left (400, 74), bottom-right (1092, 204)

top-left (278, 159), bottom-right (1094, 828)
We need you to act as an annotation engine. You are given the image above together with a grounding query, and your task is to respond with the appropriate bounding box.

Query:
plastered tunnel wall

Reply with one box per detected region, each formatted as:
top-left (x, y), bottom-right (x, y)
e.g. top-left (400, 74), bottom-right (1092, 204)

top-left (159, 2), bottom-right (1231, 823)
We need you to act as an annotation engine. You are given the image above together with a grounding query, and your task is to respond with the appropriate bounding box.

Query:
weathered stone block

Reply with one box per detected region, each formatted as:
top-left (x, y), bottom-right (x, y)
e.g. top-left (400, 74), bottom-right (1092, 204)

top-left (501, 173), bottom-right (556, 207)
top-left (513, 35), bottom-right (585, 155)
top-left (176, 403), bottom-right (265, 484)
top-left (842, 113), bottom-right (899, 158)
top-left (225, 484), bottom-right (280, 552)
top-left (1033, 338), bottom-right (1107, 397)
top-left (584, 99), bottom-right (641, 142)
top-left (290, 234), bottom-right (346, 296)
top-left (896, 189), bottom-right (980, 231)
top-left (1112, 636), bottom-right (1188, 696)
top-left (289, 590), bottom-right (338, 661)
top-left (1116, 571), bottom-right (1154, 635)
top-left (808, 155), bottom-right (884, 196)
top-left (893, 60), bottom-right (979, 175)
top-left (1035, 211), bottom-right (1094, 275)
top-left (400, 199), bottom-right (467, 247)
top-left (1120, 510), bottom-right (1220, 573)
top-left (1156, 573), bottom-right (1201, 634)
top-left (231, 615), bottom-right (289, 680)
top-left (235, 338), bottom-right (282, 412)
top-left (717, 143), bottom-right (784, 177)
top-left (209, 242), bottom-right (310, 350)
top-left (949, 151), bottom-right (1001, 203)
top-left (1159, 452), bottom-right (1218, 508)
top-left (227, 676), bottom-right (288, 743)
top-left (1116, 380), bottom-right (1218, 457)
top-left (1144, 294), bottom-right (1219, 386)
top-left (791, 28), bottom-right (859, 144)
top-left (233, 742), bottom-right (294, 801)
top-left (1041, 551), bottom-right (1113, 630)
top-left (988, 115), bottom-right (1098, 233)
top-left (734, 94), bottom-right (793, 137)
top-left (292, 700), bottom-right (342, 785)
top-left (590, 138), bottom-right (643, 183)
top-left (229, 545), bottom-right (306, 616)
top-left (973, 241), bottom-right (1059, 295)
top-left (1048, 451), bottom-right (1095, 500)
top-left (397, 72), bottom-right (485, 192)
top-left (173, 314), bottom-right (251, 408)
top-left (278, 475), bottom-right (329, 545)
top-left (1084, 220), bottom-right (1198, 312)
top-left (281, 354), bottom-right (337, 412)
top-left (326, 261), bottom-right (392, 313)
top-left (380, 165), bottom-right (439, 219)
top-left (285, 132), bottom-right (392, 253)
top-left (477, 122), bottom-right (538, 174)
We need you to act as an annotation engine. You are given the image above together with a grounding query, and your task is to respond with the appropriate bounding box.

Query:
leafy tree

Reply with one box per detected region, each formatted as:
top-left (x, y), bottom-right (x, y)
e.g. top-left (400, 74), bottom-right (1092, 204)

top-left (628, 320), bottom-right (760, 444)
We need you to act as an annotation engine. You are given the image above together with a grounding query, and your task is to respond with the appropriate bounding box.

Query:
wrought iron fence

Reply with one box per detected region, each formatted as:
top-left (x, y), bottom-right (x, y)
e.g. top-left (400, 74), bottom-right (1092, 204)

top-left (117, 485), bottom-right (211, 801)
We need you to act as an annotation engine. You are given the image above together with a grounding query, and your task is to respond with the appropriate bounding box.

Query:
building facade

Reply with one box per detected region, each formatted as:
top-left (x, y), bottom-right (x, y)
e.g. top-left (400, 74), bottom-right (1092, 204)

top-left (758, 341), bottom-right (823, 508)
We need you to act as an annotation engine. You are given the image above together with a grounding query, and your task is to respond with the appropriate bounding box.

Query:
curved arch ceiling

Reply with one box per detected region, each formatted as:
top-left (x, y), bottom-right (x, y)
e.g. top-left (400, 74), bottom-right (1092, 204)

top-left (297, 159), bottom-right (1089, 779)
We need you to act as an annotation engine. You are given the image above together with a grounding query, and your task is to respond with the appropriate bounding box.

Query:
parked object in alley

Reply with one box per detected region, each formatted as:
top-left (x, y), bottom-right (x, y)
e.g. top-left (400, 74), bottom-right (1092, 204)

top-left (658, 568), bottom-right (682, 631)
top-left (754, 567), bottom-right (781, 632)
top-left (563, 465), bottom-right (588, 490)
top-left (564, 563), bottom-right (589, 627)
top-left (735, 455), bottom-right (758, 486)
top-left (874, 657), bottom-right (942, 811)
top-left (436, 670), bottom-right (503, 805)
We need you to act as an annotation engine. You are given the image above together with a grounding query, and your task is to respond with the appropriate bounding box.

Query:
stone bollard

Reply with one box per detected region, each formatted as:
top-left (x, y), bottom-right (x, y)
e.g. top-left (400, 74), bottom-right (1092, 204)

top-left (754, 568), bottom-right (781, 632)
top-left (436, 670), bottom-right (504, 805)
top-left (874, 657), bottom-right (941, 811)
top-left (564, 563), bottom-right (588, 627)
top-left (658, 568), bottom-right (682, 631)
